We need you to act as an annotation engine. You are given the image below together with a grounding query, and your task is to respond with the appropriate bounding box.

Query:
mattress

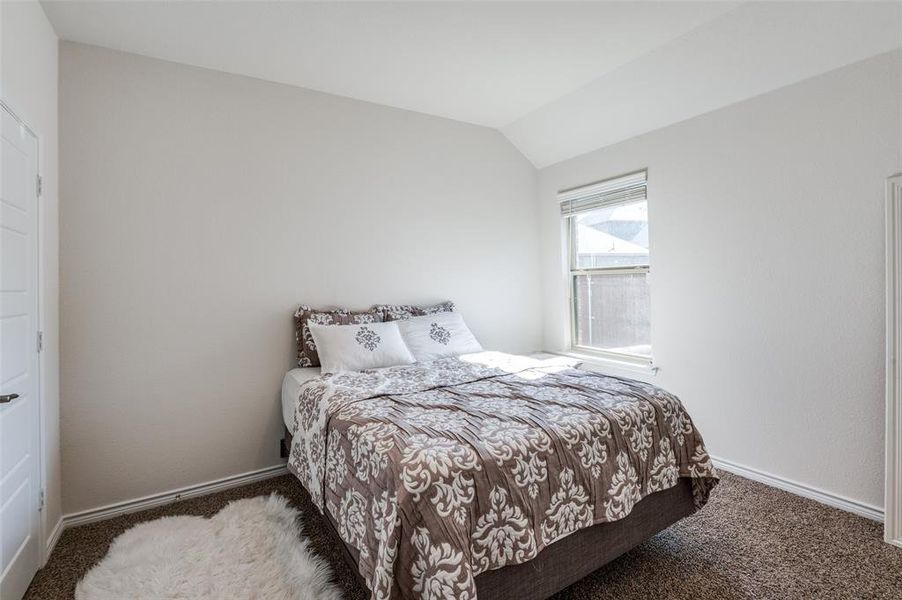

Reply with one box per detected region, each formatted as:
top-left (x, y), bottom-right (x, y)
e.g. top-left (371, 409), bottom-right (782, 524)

top-left (281, 367), bottom-right (321, 433)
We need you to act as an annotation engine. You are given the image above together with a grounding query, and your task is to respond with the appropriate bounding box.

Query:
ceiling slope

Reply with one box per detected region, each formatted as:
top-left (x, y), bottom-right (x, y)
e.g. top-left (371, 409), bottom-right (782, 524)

top-left (40, 1), bottom-right (735, 128)
top-left (41, 1), bottom-right (901, 167)
top-left (503, 1), bottom-right (902, 167)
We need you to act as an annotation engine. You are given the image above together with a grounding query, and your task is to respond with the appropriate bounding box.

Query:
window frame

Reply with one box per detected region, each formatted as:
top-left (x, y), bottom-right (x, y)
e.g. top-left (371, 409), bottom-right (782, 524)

top-left (564, 177), bottom-right (652, 366)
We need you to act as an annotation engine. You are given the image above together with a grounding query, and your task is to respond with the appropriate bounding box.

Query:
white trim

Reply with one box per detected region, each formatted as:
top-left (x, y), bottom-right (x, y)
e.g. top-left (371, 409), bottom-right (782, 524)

top-left (885, 173), bottom-right (902, 548)
top-left (712, 456), bottom-right (884, 523)
top-left (44, 517), bottom-right (63, 561)
top-left (61, 464), bottom-right (288, 529)
top-left (551, 350), bottom-right (657, 382)
top-left (561, 169), bottom-right (653, 367)
top-left (35, 122), bottom-right (49, 567)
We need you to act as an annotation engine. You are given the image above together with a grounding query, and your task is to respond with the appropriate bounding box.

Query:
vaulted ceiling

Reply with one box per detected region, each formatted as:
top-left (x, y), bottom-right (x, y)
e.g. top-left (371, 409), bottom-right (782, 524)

top-left (41, 1), bottom-right (902, 167)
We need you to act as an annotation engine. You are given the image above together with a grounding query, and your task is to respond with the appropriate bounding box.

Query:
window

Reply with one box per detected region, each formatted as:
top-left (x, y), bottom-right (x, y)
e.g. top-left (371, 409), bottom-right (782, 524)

top-left (560, 170), bottom-right (651, 363)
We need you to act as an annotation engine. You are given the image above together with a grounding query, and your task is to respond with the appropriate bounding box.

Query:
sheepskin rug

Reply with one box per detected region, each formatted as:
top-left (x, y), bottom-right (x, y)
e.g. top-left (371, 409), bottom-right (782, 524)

top-left (76, 494), bottom-right (344, 600)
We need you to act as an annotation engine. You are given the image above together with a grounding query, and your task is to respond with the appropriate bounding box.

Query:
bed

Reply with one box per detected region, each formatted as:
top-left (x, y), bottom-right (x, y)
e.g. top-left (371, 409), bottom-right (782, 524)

top-left (282, 352), bottom-right (718, 600)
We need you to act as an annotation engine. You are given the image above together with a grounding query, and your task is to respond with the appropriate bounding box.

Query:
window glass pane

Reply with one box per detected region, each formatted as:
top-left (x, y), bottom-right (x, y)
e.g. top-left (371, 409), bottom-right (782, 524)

top-left (573, 200), bottom-right (648, 268)
top-left (573, 272), bottom-right (651, 358)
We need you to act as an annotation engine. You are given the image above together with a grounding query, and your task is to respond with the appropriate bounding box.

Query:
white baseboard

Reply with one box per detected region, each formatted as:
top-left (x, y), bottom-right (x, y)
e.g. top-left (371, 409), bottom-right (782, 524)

top-left (712, 456), bottom-right (884, 522)
top-left (62, 464), bottom-right (289, 529)
top-left (44, 516), bottom-right (64, 564)
top-left (49, 457), bottom-right (884, 551)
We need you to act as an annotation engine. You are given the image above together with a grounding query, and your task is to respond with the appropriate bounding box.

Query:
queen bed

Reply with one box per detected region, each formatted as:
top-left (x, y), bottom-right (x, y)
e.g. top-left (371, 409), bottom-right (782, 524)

top-left (282, 349), bottom-right (718, 600)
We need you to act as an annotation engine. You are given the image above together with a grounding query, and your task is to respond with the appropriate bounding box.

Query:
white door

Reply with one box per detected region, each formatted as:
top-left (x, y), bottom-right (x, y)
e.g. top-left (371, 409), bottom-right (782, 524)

top-left (0, 105), bottom-right (42, 600)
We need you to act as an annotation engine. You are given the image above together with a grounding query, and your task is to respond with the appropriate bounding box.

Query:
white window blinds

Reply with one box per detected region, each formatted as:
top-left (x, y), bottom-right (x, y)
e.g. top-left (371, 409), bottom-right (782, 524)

top-left (559, 170), bottom-right (647, 217)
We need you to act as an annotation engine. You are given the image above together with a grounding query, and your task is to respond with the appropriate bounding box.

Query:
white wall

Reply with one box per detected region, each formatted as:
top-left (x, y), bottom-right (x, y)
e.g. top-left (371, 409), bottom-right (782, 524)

top-left (538, 50), bottom-right (902, 509)
top-left (59, 43), bottom-right (540, 514)
top-left (1, 0), bottom-right (61, 551)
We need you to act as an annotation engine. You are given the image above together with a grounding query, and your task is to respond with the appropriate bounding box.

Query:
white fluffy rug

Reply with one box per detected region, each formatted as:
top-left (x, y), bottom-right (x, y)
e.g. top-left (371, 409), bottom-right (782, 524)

top-left (76, 494), bottom-right (344, 600)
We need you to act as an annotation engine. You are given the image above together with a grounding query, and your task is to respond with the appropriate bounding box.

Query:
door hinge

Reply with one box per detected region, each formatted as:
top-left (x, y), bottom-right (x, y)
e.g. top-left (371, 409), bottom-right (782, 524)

top-left (36, 174), bottom-right (43, 197)
top-left (37, 331), bottom-right (43, 353)
top-left (39, 489), bottom-right (45, 512)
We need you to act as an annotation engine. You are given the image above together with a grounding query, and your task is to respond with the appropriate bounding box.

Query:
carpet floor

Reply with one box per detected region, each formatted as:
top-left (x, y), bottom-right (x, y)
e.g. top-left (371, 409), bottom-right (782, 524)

top-left (25, 472), bottom-right (902, 599)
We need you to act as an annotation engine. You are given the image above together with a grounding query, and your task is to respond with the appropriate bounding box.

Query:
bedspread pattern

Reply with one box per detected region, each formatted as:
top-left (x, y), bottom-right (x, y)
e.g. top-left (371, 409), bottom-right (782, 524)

top-left (287, 353), bottom-right (718, 599)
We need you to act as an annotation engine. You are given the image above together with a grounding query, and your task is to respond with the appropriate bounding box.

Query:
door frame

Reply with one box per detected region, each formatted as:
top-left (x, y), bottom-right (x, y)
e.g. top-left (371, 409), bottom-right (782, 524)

top-left (885, 173), bottom-right (902, 548)
top-left (0, 97), bottom-right (48, 564)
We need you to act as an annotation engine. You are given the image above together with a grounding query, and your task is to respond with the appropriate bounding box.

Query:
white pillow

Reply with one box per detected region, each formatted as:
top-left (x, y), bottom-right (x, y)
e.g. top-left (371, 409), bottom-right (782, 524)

top-left (396, 312), bottom-right (483, 362)
top-left (309, 321), bottom-right (415, 374)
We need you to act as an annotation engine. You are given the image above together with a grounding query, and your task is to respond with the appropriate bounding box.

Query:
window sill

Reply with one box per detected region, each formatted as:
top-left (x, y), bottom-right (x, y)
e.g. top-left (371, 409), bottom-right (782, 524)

top-left (544, 350), bottom-right (657, 382)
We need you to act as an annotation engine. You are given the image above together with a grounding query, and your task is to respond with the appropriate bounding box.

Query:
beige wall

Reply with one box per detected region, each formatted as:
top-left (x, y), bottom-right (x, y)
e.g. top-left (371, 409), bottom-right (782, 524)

top-left (59, 43), bottom-right (540, 514)
top-left (537, 50), bottom-right (902, 509)
top-left (1, 0), bottom-right (62, 549)
top-left (58, 36), bottom-right (900, 517)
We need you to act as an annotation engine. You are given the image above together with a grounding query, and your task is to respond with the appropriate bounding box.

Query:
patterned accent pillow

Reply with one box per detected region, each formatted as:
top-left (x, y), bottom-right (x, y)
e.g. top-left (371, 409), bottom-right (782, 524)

top-left (294, 306), bottom-right (383, 367)
top-left (375, 301), bottom-right (455, 321)
top-left (396, 312), bottom-right (483, 362)
top-left (308, 321), bottom-right (415, 374)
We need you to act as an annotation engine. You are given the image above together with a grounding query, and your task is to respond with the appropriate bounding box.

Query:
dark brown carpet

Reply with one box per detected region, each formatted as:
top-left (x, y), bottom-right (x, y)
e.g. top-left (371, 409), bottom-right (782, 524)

top-left (25, 472), bottom-right (902, 599)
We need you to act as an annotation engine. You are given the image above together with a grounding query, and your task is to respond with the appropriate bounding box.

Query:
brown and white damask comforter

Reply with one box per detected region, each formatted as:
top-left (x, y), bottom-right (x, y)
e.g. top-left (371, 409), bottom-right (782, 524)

top-left (287, 352), bottom-right (718, 599)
